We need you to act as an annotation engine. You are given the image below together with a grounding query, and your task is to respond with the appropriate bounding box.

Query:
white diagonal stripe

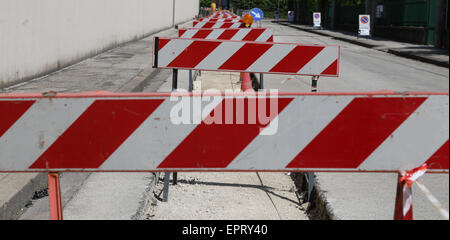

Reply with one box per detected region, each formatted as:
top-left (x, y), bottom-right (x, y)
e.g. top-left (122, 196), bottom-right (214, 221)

top-left (0, 99), bottom-right (94, 170)
top-left (195, 41), bottom-right (245, 70)
top-left (205, 29), bottom-right (226, 39)
top-left (359, 96), bottom-right (449, 171)
top-left (231, 29), bottom-right (251, 40)
top-left (212, 22), bottom-right (224, 28)
top-left (180, 29), bottom-right (197, 39)
top-left (158, 39), bottom-right (194, 67)
top-left (231, 23), bottom-right (242, 28)
top-left (227, 96), bottom-right (354, 170)
top-left (193, 21), bottom-right (206, 28)
top-left (101, 96), bottom-right (223, 170)
top-left (298, 46), bottom-right (339, 75)
top-left (246, 44), bottom-right (296, 72)
top-left (255, 29), bottom-right (274, 42)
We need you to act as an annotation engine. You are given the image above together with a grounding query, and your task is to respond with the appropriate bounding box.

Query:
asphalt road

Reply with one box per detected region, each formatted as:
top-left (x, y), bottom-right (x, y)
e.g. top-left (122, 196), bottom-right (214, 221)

top-left (262, 20), bottom-right (449, 220)
top-left (8, 19), bottom-right (449, 220)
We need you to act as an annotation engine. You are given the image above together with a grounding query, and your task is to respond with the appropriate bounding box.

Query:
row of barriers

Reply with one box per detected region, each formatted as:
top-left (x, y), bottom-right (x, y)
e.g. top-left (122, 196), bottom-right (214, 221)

top-left (0, 10), bottom-right (448, 220)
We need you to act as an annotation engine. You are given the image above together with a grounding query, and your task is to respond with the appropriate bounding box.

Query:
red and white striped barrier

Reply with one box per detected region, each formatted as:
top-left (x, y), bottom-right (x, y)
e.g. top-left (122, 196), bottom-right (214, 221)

top-left (153, 37), bottom-right (340, 77)
top-left (0, 92), bottom-right (448, 172)
top-left (178, 28), bottom-right (274, 42)
top-left (198, 18), bottom-right (242, 22)
top-left (208, 12), bottom-right (238, 19)
top-left (193, 21), bottom-right (243, 28)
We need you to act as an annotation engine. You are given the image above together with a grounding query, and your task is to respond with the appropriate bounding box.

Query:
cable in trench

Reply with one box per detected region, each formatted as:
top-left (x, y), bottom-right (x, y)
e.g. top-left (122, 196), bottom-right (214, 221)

top-left (255, 172), bottom-right (283, 220)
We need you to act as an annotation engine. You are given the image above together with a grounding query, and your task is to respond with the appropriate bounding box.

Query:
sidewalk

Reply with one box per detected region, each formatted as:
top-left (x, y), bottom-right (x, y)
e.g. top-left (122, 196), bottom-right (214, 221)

top-left (0, 23), bottom-right (184, 219)
top-left (277, 21), bottom-right (449, 68)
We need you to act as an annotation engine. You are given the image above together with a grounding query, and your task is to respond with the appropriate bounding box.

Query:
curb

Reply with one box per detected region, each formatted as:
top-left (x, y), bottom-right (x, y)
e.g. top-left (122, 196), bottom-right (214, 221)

top-left (291, 172), bottom-right (337, 220)
top-left (132, 173), bottom-right (159, 220)
top-left (0, 173), bottom-right (48, 220)
top-left (387, 49), bottom-right (449, 68)
top-left (278, 22), bottom-right (379, 49)
top-left (277, 22), bottom-right (449, 68)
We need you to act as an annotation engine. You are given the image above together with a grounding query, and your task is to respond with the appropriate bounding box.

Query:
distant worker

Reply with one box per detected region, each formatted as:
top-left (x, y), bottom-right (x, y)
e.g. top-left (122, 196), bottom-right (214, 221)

top-left (211, 2), bottom-right (216, 12)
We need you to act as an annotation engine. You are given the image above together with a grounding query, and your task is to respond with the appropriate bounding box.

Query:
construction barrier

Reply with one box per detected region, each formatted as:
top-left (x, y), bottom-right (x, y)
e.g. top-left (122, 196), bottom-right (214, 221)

top-left (2, 10), bottom-right (447, 220)
top-left (208, 11), bottom-right (238, 19)
top-left (198, 18), bottom-right (242, 22)
top-left (178, 28), bottom-right (274, 42)
top-left (193, 21), bottom-right (244, 28)
top-left (153, 37), bottom-right (340, 77)
top-left (0, 92), bottom-right (447, 173)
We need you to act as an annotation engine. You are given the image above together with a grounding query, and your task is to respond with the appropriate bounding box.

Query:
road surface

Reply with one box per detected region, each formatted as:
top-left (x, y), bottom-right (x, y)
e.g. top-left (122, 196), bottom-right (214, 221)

top-left (8, 19), bottom-right (449, 220)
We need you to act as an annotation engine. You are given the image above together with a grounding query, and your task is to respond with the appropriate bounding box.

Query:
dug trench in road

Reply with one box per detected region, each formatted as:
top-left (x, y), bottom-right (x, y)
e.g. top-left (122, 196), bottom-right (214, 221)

top-left (4, 24), bottom-right (185, 220)
top-left (143, 70), bottom-right (309, 220)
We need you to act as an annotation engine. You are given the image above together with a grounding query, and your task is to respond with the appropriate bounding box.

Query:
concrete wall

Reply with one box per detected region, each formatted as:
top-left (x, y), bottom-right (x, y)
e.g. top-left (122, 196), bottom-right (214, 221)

top-left (0, 0), bottom-right (199, 88)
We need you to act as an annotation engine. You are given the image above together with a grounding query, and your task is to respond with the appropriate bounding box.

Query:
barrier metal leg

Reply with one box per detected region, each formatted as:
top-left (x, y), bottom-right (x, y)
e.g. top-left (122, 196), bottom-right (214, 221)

top-left (163, 172), bottom-right (171, 202)
top-left (163, 69), bottom-right (180, 201)
top-left (48, 172), bottom-right (63, 220)
top-left (173, 172), bottom-right (178, 185)
top-left (311, 76), bottom-right (319, 93)
top-left (394, 172), bottom-right (414, 220)
top-left (172, 69), bottom-right (178, 91)
top-left (307, 172), bottom-right (315, 202)
top-left (259, 73), bottom-right (264, 90)
top-left (189, 70), bottom-right (193, 92)
top-left (306, 76), bottom-right (319, 202)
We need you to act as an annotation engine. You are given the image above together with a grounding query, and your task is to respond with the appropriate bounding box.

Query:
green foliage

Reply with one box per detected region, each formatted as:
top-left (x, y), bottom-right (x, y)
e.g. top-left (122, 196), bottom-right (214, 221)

top-left (200, 0), bottom-right (214, 7)
top-left (200, 0), bottom-right (291, 18)
top-left (230, 0), bottom-right (289, 12)
top-left (338, 0), bottom-right (365, 6)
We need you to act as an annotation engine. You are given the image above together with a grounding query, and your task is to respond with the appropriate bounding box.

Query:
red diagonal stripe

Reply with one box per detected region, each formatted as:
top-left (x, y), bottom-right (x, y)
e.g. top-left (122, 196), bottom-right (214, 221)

top-left (192, 29), bottom-right (214, 39)
top-left (219, 43), bottom-right (273, 71)
top-left (218, 29), bottom-right (240, 40)
top-left (178, 29), bottom-right (187, 37)
top-left (242, 29), bottom-right (265, 41)
top-left (0, 101), bottom-right (35, 138)
top-left (221, 22), bottom-right (235, 28)
top-left (29, 99), bottom-right (164, 169)
top-left (158, 98), bottom-right (294, 168)
top-left (270, 46), bottom-right (325, 73)
top-left (287, 97), bottom-right (427, 169)
top-left (168, 40), bottom-right (221, 68)
top-left (203, 22), bottom-right (216, 28)
top-left (426, 140), bottom-right (449, 170)
top-left (158, 39), bottom-right (170, 51)
top-left (321, 59), bottom-right (338, 76)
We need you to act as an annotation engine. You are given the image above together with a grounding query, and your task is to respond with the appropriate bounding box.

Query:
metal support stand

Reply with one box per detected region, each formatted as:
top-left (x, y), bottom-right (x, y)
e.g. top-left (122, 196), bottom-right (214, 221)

top-left (172, 69), bottom-right (178, 91)
top-left (163, 69), bottom-right (180, 202)
top-left (48, 172), bottom-right (63, 220)
top-left (394, 172), bottom-right (414, 220)
top-left (189, 70), bottom-right (194, 92)
top-left (307, 76), bottom-right (319, 202)
top-left (259, 73), bottom-right (264, 90)
top-left (163, 172), bottom-right (171, 202)
top-left (311, 76), bottom-right (319, 93)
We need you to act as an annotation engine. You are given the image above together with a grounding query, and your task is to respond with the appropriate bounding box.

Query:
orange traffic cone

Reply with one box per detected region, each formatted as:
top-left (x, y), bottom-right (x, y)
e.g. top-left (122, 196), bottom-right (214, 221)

top-left (240, 73), bottom-right (254, 92)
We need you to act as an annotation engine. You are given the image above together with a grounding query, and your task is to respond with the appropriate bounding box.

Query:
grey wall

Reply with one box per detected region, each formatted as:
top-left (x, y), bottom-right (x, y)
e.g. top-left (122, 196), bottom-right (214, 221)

top-left (0, 0), bottom-right (199, 88)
